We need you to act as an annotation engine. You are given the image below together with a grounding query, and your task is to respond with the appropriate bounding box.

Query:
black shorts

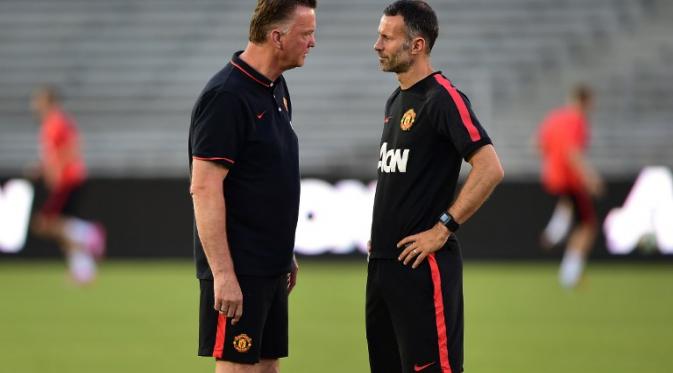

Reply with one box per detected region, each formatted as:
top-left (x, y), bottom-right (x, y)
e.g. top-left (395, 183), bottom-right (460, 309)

top-left (39, 182), bottom-right (83, 217)
top-left (561, 189), bottom-right (596, 225)
top-left (366, 242), bottom-right (464, 373)
top-left (198, 275), bottom-right (288, 364)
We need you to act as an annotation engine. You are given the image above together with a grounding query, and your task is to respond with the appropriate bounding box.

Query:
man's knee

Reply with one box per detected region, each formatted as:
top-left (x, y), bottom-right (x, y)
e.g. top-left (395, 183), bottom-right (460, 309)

top-left (578, 220), bottom-right (598, 234)
top-left (31, 214), bottom-right (49, 235)
top-left (259, 359), bottom-right (280, 373)
top-left (215, 359), bottom-right (279, 373)
top-left (215, 360), bottom-right (251, 373)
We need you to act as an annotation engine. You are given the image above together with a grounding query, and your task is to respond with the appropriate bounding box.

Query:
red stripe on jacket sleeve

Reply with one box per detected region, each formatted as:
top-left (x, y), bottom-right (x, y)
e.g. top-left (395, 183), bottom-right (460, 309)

top-left (433, 74), bottom-right (482, 142)
top-left (193, 156), bottom-right (235, 165)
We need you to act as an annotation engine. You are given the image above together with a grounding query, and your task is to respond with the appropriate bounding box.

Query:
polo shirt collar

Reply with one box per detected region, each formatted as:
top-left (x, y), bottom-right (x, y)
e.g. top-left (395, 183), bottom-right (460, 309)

top-left (231, 51), bottom-right (276, 89)
top-left (402, 71), bottom-right (443, 92)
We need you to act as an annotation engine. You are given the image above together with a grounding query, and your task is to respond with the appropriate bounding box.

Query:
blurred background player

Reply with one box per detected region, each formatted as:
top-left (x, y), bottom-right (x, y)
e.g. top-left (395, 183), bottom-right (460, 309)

top-left (29, 86), bottom-right (106, 285)
top-left (537, 84), bottom-right (604, 289)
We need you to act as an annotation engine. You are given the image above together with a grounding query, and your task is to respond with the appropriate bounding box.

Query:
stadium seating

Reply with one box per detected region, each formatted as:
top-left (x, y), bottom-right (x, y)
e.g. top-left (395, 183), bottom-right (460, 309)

top-left (0, 0), bottom-right (671, 178)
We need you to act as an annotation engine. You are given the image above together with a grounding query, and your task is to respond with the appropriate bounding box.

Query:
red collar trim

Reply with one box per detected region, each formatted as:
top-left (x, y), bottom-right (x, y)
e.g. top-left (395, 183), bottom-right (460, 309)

top-left (231, 61), bottom-right (272, 88)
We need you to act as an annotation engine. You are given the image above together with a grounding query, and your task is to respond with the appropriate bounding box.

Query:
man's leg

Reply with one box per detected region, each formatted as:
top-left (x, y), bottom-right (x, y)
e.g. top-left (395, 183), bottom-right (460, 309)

top-left (559, 191), bottom-right (597, 288)
top-left (366, 260), bottom-right (403, 373)
top-left (62, 217), bottom-right (106, 259)
top-left (32, 213), bottom-right (97, 284)
top-left (541, 197), bottom-right (573, 249)
top-left (559, 222), bottom-right (596, 288)
top-left (203, 276), bottom-right (285, 372)
top-left (389, 249), bottom-right (463, 373)
top-left (31, 213), bottom-right (71, 251)
top-left (258, 359), bottom-right (280, 373)
top-left (33, 184), bottom-right (99, 284)
top-left (215, 359), bottom-right (278, 373)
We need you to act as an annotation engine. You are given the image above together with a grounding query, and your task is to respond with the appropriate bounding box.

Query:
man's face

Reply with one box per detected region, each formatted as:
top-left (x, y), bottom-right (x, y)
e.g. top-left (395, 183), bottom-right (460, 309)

top-left (582, 97), bottom-right (595, 112)
top-left (30, 89), bottom-right (50, 115)
top-left (374, 15), bottom-right (412, 73)
top-left (278, 6), bottom-right (316, 70)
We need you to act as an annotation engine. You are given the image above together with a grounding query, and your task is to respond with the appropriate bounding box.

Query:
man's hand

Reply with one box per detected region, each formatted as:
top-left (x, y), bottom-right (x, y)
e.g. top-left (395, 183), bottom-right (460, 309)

top-left (568, 148), bottom-right (604, 197)
top-left (586, 173), bottom-right (605, 197)
top-left (213, 273), bottom-right (243, 325)
top-left (397, 223), bottom-right (450, 269)
top-left (288, 255), bottom-right (299, 294)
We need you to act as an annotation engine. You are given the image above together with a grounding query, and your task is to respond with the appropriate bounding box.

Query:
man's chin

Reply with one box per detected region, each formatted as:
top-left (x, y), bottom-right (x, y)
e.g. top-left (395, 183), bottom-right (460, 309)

top-left (283, 62), bottom-right (302, 71)
top-left (292, 57), bottom-right (307, 69)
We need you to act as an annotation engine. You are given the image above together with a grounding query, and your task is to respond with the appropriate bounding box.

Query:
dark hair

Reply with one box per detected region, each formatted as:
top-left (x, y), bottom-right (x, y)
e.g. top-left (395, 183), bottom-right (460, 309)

top-left (572, 84), bottom-right (593, 105)
top-left (384, 0), bottom-right (438, 53)
top-left (249, 0), bottom-right (317, 43)
top-left (35, 85), bottom-right (61, 104)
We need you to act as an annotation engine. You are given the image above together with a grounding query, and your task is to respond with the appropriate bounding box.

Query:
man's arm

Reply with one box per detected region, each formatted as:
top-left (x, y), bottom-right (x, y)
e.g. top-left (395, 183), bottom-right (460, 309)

top-left (190, 159), bottom-right (243, 324)
top-left (398, 145), bottom-right (504, 268)
top-left (447, 144), bottom-right (505, 223)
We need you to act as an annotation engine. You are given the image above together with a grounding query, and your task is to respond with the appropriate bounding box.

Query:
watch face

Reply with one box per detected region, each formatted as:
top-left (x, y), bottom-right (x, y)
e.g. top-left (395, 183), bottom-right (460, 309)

top-left (439, 212), bottom-right (459, 232)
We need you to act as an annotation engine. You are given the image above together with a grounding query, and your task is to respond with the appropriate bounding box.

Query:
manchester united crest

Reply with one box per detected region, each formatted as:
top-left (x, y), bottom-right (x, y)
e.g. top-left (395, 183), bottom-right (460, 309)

top-left (400, 108), bottom-right (416, 131)
top-left (233, 334), bottom-right (253, 353)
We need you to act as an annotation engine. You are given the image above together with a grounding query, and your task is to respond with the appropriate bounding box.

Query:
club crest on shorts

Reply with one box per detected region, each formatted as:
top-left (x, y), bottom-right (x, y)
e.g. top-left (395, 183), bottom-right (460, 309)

top-left (233, 334), bottom-right (253, 353)
top-left (400, 108), bottom-right (416, 131)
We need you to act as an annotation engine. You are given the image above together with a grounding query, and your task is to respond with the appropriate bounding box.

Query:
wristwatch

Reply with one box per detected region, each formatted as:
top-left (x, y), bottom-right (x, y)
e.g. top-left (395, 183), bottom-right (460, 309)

top-left (438, 212), bottom-right (460, 232)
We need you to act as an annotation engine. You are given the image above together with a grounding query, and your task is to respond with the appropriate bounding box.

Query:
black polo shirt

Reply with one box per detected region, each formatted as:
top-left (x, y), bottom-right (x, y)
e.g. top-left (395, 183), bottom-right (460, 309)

top-left (189, 51), bottom-right (300, 278)
top-left (370, 72), bottom-right (492, 258)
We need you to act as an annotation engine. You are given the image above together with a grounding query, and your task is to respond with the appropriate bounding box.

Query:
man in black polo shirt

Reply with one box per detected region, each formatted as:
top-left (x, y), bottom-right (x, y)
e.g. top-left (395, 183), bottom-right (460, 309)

top-left (367, 2), bottom-right (504, 373)
top-left (188, 1), bottom-right (316, 372)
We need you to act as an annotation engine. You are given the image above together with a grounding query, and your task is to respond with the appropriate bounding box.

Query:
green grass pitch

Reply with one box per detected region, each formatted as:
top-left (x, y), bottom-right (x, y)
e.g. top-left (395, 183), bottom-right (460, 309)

top-left (0, 260), bottom-right (672, 372)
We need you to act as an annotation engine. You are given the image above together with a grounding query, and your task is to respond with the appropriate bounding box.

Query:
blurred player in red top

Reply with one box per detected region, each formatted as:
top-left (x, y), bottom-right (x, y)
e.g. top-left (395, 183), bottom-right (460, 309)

top-left (30, 86), bottom-right (105, 285)
top-left (537, 84), bottom-right (604, 288)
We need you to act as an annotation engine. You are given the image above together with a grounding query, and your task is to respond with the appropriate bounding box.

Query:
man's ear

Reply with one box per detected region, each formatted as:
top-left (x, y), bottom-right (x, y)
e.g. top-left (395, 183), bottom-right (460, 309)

top-left (270, 29), bottom-right (284, 49)
top-left (411, 37), bottom-right (426, 55)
